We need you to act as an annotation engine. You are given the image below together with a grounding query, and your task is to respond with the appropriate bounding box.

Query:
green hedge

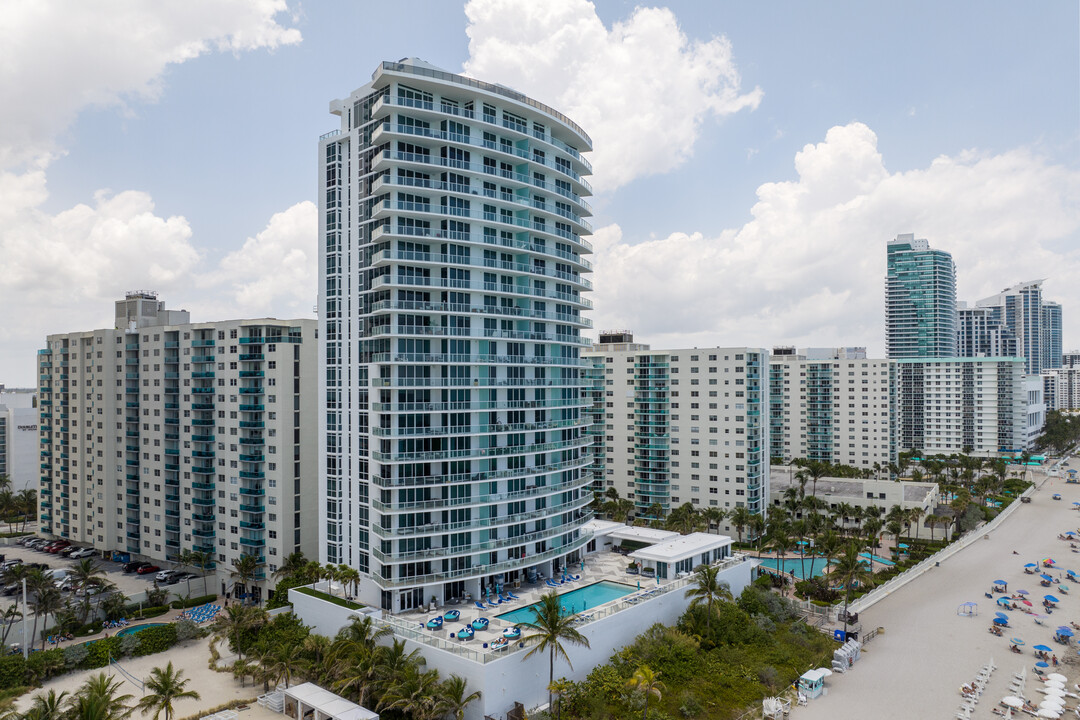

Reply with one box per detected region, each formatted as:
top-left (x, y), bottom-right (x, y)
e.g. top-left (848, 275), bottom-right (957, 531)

top-left (170, 594), bottom-right (218, 610)
top-left (266, 577), bottom-right (304, 610)
top-left (133, 624), bottom-right (177, 656)
top-left (121, 605), bottom-right (170, 620)
top-left (294, 586), bottom-right (362, 609)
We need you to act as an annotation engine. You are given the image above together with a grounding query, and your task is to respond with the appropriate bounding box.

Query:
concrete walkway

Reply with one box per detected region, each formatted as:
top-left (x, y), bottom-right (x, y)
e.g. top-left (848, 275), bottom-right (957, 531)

top-left (795, 464), bottom-right (1080, 719)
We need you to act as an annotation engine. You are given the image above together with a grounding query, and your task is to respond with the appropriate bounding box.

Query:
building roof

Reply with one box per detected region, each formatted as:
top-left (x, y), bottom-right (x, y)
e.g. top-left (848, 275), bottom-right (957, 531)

top-left (580, 519), bottom-right (625, 537)
top-left (608, 526), bottom-right (680, 544)
top-left (771, 471), bottom-right (936, 504)
top-left (284, 683), bottom-right (379, 720)
top-left (629, 532), bottom-right (732, 564)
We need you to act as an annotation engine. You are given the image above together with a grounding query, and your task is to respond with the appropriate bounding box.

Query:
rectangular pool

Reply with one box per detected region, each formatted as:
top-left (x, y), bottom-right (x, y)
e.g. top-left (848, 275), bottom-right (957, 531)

top-left (496, 580), bottom-right (636, 624)
top-left (757, 557), bottom-right (832, 579)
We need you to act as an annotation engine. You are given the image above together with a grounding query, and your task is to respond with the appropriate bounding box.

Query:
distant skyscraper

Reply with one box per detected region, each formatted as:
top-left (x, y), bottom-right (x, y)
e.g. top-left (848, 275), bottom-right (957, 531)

top-left (885, 234), bottom-right (957, 358)
top-left (1042, 301), bottom-right (1063, 369)
top-left (974, 280), bottom-right (1051, 374)
top-left (957, 303), bottom-right (1018, 358)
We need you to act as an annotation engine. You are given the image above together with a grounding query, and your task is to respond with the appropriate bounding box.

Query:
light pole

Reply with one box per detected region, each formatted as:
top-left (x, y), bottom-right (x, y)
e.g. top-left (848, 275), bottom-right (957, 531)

top-left (20, 578), bottom-right (27, 660)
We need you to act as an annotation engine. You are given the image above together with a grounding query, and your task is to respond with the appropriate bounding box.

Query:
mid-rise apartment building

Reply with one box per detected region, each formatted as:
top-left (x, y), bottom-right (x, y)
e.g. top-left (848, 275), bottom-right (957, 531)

top-left (885, 233), bottom-right (957, 359)
top-left (319, 59), bottom-right (595, 611)
top-left (895, 357), bottom-right (1032, 455)
top-left (0, 387), bottom-right (38, 490)
top-left (38, 293), bottom-right (317, 603)
top-left (1042, 367), bottom-right (1080, 411)
top-left (583, 337), bottom-right (769, 532)
top-left (768, 348), bottom-right (897, 470)
top-left (957, 304), bottom-right (1018, 359)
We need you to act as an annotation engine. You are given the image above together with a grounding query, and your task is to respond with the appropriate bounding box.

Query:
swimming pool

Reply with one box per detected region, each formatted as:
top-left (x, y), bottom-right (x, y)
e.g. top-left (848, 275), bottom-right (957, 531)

top-left (115, 622), bottom-right (167, 637)
top-left (757, 557), bottom-right (832, 579)
top-left (496, 581), bottom-right (635, 624)
top-left (859, 552), bottom-right (895, 567)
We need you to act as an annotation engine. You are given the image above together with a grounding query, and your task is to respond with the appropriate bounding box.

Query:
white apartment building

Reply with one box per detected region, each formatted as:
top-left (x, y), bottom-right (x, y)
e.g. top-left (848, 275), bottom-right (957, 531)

top-left (1043, 367), bottom-right (1080, 411)
top-left (896, 357), bottom-right (1033, 456)
top-left (0, 387), bottom-right (38, 490)
top-left (38, 293), bottom-right (318, 603)
top-left (583, 338), bottom-right (769, 533)
top-left (768, 348), bottom-right (897, 471)
top-left (769, 466), bottom-right (939, 523)
top-left (319, 60), bottom-right (595, 611)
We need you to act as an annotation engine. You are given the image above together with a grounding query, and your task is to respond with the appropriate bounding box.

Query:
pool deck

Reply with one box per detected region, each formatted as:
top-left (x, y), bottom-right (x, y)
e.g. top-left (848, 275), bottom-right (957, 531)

top-left (385, 551), bottom-right (670, 648)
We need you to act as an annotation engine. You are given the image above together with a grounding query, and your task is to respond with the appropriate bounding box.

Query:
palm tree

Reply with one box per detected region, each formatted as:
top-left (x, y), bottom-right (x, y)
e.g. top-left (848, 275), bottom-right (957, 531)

top-left (136, 662), bottom-right (200, 720)
top-left (0, 603), bottom-right (21, 650)
top-left (273, 550), bottom-right (309, 581)
top-left (516, 592), bottom-right (591, 710)
top-left (31, 586), bottom-right (63, 650)
top-left (265, 640), bottom-right (307, 688)
top-left (907, 507), bottom-right (925, 543)
top-left (74, 672), bottom-right (134, 719)
top-left (684, 564), bottom-right (731, 633)
top-left (16, 489), bottom-right (36, 532)
top-left (21, 690), bottom-right (69, 720)
top-left (178, 549), bottom-right (211, 596)
top-left (378, 665), bottom-right (444, 720)
top-left (701, 507), bottom-right (726, 535)
top-left (69, 558), bottom-right (106, 622)
top-left (830, 543), bottom-right (873, 637)
top-left (547, 678), bottom-right (572, 720)
top-left (766, 528), bottom-right (794, 592)
top-left (728, 506), bottom-right (752, 544)
top-left (210, 604), bottom-right (265, 664)
top-left (439, 675), bottom-right (482, 720)
top-left (626, 665), bottom-right (665, 720)
top-left (230, 554), bottom-right (262, 605)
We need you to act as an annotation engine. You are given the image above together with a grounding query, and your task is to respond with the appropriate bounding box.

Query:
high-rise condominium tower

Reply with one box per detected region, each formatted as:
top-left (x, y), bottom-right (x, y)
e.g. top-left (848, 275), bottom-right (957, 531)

top-left (38, 294), bottom-right (318, 603)
top-left (973, 280), bottom-right (1059, 374)
top-left (885, 234), bottom-right (957, 358)
top-left (318, 59), bottom-right (594, 611)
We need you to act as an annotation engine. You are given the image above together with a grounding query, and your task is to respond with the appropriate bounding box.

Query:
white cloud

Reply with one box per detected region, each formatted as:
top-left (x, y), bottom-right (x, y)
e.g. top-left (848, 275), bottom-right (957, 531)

top-left (0, 1), bottom-right (306, 384)
top-left (590, 122), bottom-right (1080, 354)
top-left (201, 201), bottom-right (318, 319)
top-left (0, 0), bottom-right (301, 168)
top-left (463, 0), bottom-right (762, 193)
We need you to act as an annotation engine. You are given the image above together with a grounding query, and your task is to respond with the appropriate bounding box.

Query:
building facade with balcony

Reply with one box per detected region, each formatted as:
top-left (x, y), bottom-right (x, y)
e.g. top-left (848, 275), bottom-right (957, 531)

top-left (581, 341), bottom-right (769, 533)
top-left (768, 348), bottom-right (897, 471)
top-left (37, 293), bottom-right (317, 603)
top-left (885, 234), bottom-right (957, 359)
top-left (318, 59), bottom-right (594, 611)
top-left (895, 357), bottom-right (1031, 455)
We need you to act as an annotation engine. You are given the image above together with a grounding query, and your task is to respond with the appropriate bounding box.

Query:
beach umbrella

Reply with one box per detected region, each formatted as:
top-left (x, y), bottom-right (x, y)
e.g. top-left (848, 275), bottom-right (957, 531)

top-left (1044, 679), bottom-right (1064, 689)
top-left (994, 617), bottom-right (1009, 625)
top-left (1035, 645), bottom-right (1053, 652)
top-left (1037, 661), bottom-right (1051, 668)
top-left (1044, 687), bottom-right (1067, 698)
top-left (1002, 696), bottom-right (1024, 708)
top-left (1042, 574), bottom-right (1055, 581)
top-left (1018, 589), bottom-right (1030, 595)
top-left (998, 597), bottom-right (1012, 607)
top-left (1012, 638), bottom-right (1026, 645)
top-left (1037, 708), bottom-right (1061, 718)
top-left (1046, 559), bottom-right (1057, 564)
top-left (1027, 563), bottom-right (1039, 568)
top-left (995, 579), bottom-right (1009, 585)
top-left (996, 611), bottom-right (1010, 618)
top-left (898, 543), bottom-right (909, 549)
top-left (1042, 697), bottom-right (1066, 707)
top-left (1048, 673), bottom-right (1068, 682)
top-left (1022, 599), bottom-right (1033, 606)
top-left (1045, 595), bottom-right (1061, 602)
top-left (1059, 627), bottom-right (1074, 637)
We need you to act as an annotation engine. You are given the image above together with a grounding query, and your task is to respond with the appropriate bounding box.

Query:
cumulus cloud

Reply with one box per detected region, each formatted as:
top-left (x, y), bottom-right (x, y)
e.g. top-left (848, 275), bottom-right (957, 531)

top-left (590, 123), bottom-right (1080, 354)
top-left (0, 1), bottom-right (307, 384)
top-left (201, 201), bottom-right (318, 319)
top-left (463, 0), bottom-right (761, 192)
top-left (0, 0), bottom-right (301, 168)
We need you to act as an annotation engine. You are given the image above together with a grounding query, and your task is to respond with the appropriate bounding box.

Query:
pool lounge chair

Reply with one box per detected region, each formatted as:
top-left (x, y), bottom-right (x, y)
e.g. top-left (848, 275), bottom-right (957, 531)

top-left (475, 601), bottom-right (487, 611)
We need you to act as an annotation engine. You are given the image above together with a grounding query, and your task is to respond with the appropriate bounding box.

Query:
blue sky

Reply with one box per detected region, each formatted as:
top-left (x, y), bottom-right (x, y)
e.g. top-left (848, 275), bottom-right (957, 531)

top-left (2, 0), bottom-right (1078, 385)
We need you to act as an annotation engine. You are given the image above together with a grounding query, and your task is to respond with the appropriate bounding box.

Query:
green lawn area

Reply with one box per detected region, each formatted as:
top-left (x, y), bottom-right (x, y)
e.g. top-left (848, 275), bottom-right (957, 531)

top-left (295, 586), bottom-right (363, 609)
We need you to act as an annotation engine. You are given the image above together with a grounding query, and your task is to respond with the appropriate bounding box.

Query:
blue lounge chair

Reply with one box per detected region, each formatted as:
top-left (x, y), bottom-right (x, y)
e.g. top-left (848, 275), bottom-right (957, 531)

top-left (472, 617), bottom-right (489, 631)
top-left (444, 609), bottom-right (460, 621)
top-left (507, 591), bottom-right (520, 599)
top-left (475, 601), bottom-right (487, 611)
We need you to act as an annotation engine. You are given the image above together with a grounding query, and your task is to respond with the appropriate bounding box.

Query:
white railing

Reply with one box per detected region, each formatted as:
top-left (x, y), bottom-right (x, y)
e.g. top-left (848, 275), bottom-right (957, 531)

top-left (846, 485), bottom-right (1035, 614)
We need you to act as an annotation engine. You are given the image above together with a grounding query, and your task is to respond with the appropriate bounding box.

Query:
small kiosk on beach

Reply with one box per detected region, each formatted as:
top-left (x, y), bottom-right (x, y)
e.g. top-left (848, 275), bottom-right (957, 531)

top-left (798, 669), bottom-right (828, 699)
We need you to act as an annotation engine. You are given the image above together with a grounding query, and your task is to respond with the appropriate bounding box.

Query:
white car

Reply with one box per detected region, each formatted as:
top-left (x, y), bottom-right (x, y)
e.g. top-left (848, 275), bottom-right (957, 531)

top-left (155, 569), bottom-right (178, 582)
top-left (67, 548), bottom-right (96, 559)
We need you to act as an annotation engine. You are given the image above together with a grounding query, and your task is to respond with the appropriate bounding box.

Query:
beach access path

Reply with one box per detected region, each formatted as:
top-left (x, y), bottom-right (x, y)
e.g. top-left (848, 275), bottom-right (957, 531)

top-left (795, 463), bottom-right (1080, 719)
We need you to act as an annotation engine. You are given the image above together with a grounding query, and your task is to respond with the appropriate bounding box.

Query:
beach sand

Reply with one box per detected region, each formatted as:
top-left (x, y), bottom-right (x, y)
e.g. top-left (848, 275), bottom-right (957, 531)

top-left (796, 466), bottom-right (1080, 718)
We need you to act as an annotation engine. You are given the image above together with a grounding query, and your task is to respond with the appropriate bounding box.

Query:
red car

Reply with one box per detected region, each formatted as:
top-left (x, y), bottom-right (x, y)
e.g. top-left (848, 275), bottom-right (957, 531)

top-left (136, 565), bottom-right (161, 575)
top-left (47, 541), bottom-right (71, 553)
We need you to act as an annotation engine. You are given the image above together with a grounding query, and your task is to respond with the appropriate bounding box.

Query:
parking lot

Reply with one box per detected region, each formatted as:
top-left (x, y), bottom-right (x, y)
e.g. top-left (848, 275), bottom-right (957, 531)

top-left (0, 540), bottom-right (210, 600)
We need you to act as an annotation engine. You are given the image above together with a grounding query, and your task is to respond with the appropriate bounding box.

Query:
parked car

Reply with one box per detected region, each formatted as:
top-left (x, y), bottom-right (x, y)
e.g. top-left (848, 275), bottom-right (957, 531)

top-left (174, 572), bottom-right (196, 582)
top-left (0, 559), bottom-right (23, 569)
top-left (0, 585), bottom-right (19, 597)
top-left (15, 537), bottom-right (32, 546)
top-left (67, 548), bottom-right (96, 559)
top-left (58, 546), bottom-right (81, 557)
top-left (136, 565), bottom-right (161, 575)
top-left (46, 541), bottom-right (71, 554)
top-left (123, 561), bottom-right (150, 574)
top-left (26, 539), bottom-right (47, 550)
top-left (155, 569), bottom-right (178, 582)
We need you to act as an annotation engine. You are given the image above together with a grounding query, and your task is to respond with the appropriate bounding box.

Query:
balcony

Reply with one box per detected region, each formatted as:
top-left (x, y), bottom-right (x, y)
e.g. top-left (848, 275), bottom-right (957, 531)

top-left (240, 520), bottom-right (264, 529)
top-left (192, 434), bottom-right (215, 442)
top-left (192, 466), bottom-right (214, 475)
top-left (192, 388), bottom-right (214, 395)
top-left (192, 481), bottom-right (214, 490)
top-left (239, 454), bottom-right (264, 463)
top-left (239, 421), bottom-right (264, 429)
top-left (239, 370), bottom-right (264, 378)
top-left (192, 528), bottom-right (215, 538)
top-left (240, 536), bottom-right (265, 547)
top-left (239, 504), bottom-right (264, 514)
top-left (239, 404), bottom-right (264, 412)
top-left (191, 339), bottom-right (215, 347)
top-left (239, 470), bottom-right (264, 479)
top-left (239, 387), bottom-right (264, 395)
top-left (239, 487), bottom-right (265, 496)
top-left (240, 353), bottom-right (263, 361)
top-left (191, 497), bottom-right (214, 506)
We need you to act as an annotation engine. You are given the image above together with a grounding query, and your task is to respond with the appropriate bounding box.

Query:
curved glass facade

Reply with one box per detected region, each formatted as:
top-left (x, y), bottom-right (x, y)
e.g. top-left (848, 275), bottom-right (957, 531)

top-left (319, 60), bottom-right (594, 611)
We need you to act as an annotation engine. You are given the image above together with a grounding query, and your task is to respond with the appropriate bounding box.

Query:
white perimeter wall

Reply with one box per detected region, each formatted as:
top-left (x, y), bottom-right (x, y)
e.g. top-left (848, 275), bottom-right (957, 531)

top-left (389, 561), bottom-right (751, 720)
